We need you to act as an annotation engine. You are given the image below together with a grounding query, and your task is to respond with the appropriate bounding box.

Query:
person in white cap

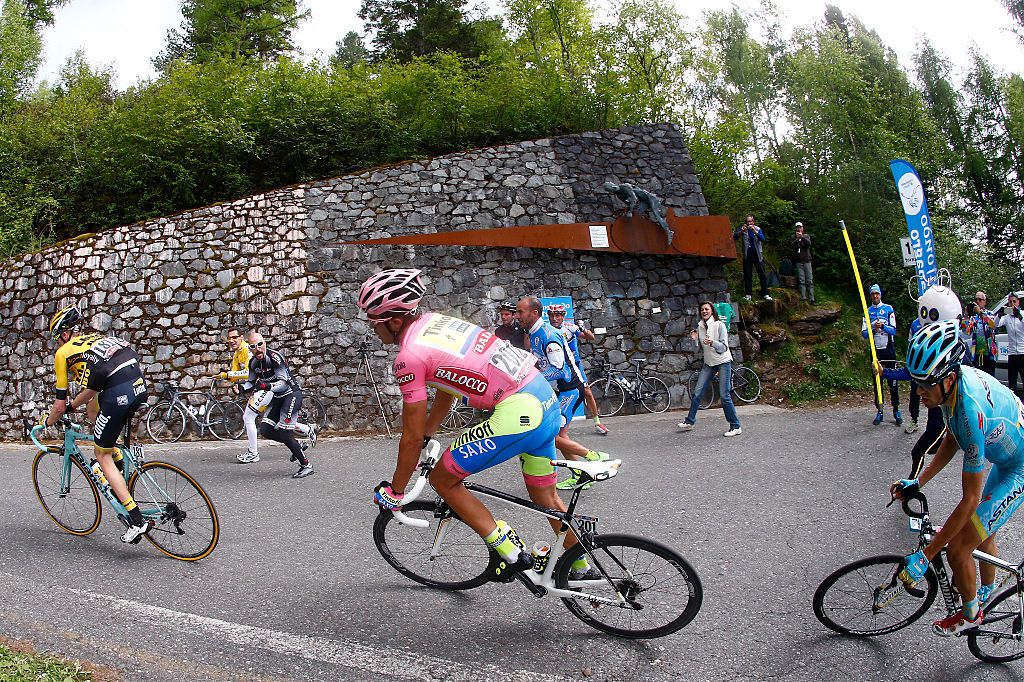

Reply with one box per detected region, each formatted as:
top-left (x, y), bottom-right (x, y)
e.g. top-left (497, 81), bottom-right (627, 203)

top-left (791, 222), bottom-right (814, 303)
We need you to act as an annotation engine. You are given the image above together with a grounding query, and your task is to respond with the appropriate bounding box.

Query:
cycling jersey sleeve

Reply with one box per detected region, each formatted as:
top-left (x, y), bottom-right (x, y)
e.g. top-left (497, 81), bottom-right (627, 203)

top-left (957, 391), bottom-right (989, 474)
top-left (54, 349), bottom-right (69, 400)
top-left (268, 350), bottom-right (293, 394)
top-left (394, 351), bottom-right (429, 404)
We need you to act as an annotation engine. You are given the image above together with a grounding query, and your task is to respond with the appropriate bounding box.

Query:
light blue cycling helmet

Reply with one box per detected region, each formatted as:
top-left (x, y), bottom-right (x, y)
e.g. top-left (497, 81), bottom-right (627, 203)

top-left (905, 319), bottom-right (965, 385)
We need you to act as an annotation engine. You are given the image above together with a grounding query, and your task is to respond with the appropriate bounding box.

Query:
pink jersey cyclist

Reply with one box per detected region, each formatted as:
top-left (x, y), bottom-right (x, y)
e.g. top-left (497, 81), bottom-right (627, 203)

top-left (395, 313), bottom-right (537, 410)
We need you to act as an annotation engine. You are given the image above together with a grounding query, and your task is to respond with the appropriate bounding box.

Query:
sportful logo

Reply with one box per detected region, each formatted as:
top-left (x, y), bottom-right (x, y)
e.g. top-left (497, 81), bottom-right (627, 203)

top-left (434, 367), bottom-right (488, 395)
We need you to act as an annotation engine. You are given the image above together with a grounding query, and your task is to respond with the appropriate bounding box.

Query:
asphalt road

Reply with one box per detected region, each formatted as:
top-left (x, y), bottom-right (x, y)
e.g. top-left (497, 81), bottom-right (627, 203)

top-left (1, 404), bottom-right (1022, 682)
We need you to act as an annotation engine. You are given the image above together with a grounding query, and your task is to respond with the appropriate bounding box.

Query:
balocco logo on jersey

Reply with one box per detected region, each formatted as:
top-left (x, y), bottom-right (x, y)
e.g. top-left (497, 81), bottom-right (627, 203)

top-left (434, 367), bottom-right (488, 395)
top-left (396, 373), bottom-right (415, 385)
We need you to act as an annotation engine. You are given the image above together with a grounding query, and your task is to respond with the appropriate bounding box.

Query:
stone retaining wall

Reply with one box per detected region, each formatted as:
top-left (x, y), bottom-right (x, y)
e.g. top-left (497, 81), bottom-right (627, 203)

top-left (0, 123), bottom-right (736, 440)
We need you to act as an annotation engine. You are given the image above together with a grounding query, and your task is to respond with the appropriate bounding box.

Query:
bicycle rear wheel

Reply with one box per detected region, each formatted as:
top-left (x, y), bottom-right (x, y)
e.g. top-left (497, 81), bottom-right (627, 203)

top-left (686, 373), bottom-right (717, 409)
top-left (373, 501), bottom-right (491, 590)
top-left (146, 401), bottom-right (186, 444)
top-left (813, 554), bottom-right (938, 636)
top-left (32, 448), bottom-right (102, 535)
top-left (968, 586), bottom-right (1024, 662)
top-left (554, 534), bottom-right (703, 639)
top-left (128, 461), bottom-right (219, 561)
top-left (731, 366), bottom-right (762, 403)
top-left (639, 377), bottom-right (671, 413)
top-left (591, 378), bottom-right (625, 417)
top-left (300, 395), bottom-right (328, 433)
top-left (209, 401), bottom-right (244, 440)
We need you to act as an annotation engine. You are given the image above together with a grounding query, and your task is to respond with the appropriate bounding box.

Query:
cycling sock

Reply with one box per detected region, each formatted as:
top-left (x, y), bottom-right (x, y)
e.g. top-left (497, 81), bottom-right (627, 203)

top-left (593, 416), bottom-right (601, 425)
top-left (123, 498), bottom-right (144, 526)
top-left (571, 556), bottom-right (591, 572)
top-left (964, 597), bottom-right (981, 619)
top-left (484, 523), bottom-right (520, 562)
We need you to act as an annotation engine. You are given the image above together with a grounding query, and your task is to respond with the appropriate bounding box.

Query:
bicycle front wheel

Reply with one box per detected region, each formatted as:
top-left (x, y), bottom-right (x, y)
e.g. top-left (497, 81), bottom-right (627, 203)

top-left (208, 401), bottom-right (244, 440)
top-left (128, 461), bottom-right (219, 561)
top-left (639, 377), bottom-right (671, 413)
top-left (731, 366), bottom-right (762, 404)
top-left (592, 378), bottom-right (625, 417)
top-left (32, 448), bottom-right (102, 535)
top-left (146, 401), bottom-right (186, 444)
top-left (813, 554), bottom-right (937, 636)
top-left (373, 501), bottom-right (492, 590)
top-left (440, 401), bottom-right (476, 433)
top-left (554, 534), bottom-right (703, 639)
top-left (968, 586), bottom-right (1024, 662)
top-left (686, 373), bottom-right (717, 409)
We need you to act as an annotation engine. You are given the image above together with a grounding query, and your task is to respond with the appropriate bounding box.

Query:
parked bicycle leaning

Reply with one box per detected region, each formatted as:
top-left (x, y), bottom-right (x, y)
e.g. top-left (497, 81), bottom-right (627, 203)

top-left (678, 302), bottom-right (742, 437)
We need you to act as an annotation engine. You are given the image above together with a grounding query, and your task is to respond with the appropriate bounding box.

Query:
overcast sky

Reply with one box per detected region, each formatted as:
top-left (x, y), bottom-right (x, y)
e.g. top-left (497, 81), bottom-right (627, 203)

top-left (37, 0), bottom-right (1023, 90)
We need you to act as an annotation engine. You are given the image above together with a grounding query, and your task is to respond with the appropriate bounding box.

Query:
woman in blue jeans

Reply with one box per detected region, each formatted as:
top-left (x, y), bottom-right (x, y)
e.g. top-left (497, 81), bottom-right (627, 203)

top-left (678, 302), bottom-right (742, 437)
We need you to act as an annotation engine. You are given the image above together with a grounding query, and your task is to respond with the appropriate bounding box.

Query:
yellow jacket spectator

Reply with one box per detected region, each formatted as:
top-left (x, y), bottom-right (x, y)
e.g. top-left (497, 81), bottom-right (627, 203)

top-left (219, 328), bottom-right (251, 386)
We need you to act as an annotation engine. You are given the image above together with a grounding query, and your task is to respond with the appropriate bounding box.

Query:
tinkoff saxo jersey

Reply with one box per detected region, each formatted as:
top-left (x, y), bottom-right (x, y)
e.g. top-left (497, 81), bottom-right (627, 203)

top-left (394, 313), bottom-right (539, 409)
top-left (54, 333), bottom-right (142, 400)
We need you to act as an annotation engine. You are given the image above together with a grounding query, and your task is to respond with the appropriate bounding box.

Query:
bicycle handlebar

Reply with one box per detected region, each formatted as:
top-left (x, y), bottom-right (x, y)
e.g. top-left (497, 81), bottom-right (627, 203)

top-left (28, 418), bottom-right (91, 450)
top-left (390, 439), bottom-right (443, 529)
top-left (888, 489), bottom-right (929, 519)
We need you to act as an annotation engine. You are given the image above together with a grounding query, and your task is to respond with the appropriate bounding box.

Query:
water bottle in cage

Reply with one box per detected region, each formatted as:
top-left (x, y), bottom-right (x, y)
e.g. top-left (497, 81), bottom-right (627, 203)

top-left (90, 459), bottom-right (111, 495)
top-left (531, 541), bottom-right (551, 574)
top-left (198, 403), bottom-right (206, 417)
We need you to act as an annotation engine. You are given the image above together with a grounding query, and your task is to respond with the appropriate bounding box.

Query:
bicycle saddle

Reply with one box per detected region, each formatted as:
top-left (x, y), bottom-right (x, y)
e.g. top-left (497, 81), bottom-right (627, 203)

top-left (553, 459), bottom-right (621, 482)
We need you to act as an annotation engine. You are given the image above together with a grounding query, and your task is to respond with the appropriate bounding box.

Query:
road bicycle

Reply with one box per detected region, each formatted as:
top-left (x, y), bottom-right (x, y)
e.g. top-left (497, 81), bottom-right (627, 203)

top-left (686, 363), bottom-right (761, 410)
top-left (588, 358), bottom-right (671, 417)
top-left (373, 442), bottom-right (703, 639)
top-left (146, 378), bottom-right (245, 443)
top-left (29, 416), bottom-right (219, 561)
top-left (813, 490), bottom-right (1024, 662)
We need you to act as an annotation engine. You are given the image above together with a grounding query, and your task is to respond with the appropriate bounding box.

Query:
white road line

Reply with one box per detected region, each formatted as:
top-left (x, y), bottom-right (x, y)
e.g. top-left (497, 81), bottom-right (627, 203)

top-left (64, 586), bottom-right (572, 682)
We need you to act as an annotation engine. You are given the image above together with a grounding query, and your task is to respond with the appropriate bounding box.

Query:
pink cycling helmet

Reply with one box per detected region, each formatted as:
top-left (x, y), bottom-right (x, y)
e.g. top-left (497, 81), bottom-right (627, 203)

top-left (357, 269), bottom-right (426, 323)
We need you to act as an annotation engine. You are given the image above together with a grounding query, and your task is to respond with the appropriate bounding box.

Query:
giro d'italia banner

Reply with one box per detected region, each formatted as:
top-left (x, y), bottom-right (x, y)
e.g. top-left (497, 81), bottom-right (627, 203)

top-left (889, 159), bottom-right (938, 295)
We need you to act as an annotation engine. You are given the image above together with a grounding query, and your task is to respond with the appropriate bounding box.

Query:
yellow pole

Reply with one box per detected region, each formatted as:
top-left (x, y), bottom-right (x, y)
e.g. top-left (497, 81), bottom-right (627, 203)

top-left (840, 220), bottom-right (884, 407)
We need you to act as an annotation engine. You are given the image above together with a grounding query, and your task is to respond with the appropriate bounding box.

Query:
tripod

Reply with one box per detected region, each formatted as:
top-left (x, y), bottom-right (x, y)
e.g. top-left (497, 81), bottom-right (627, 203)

top-left (358, 341), bottom-right (396, 437)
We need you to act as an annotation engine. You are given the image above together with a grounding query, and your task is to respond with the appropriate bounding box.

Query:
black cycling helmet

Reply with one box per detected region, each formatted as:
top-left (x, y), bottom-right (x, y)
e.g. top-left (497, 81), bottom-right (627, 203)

top-left (49, 305), bottom-right (82, 340)
top-left (499, 299), bottom-right (517, 312)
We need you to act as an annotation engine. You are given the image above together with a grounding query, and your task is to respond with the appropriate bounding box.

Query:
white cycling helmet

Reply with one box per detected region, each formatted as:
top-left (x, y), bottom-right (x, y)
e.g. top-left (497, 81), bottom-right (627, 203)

top-left (357, 269), bottom-right (426, 323)
top-left (917, 285), bottom-right (962, 328)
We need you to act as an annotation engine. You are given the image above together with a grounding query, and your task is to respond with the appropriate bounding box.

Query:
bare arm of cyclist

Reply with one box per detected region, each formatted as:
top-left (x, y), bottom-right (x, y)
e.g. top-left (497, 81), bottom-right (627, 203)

top-left (425, 390), bottom-right (456, 438)
top-left (922, 469), bottom-right (984, 562)
top-left (392, 399), bottom-right (428, 493)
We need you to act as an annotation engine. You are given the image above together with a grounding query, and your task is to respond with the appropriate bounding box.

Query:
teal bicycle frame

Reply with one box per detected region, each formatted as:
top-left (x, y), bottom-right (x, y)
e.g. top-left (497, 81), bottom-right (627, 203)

top-left (30, 420), bottom-right (156, 526)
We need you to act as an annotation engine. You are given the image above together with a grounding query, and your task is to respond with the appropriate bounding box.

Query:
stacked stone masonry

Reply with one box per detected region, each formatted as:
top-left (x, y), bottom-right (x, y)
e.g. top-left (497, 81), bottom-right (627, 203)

top-left (0, 123), bottom-right (737, 440)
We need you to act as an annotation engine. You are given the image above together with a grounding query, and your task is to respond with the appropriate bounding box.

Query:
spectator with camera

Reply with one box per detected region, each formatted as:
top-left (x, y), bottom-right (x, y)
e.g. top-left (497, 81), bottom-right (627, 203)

top-left (962, 292), bottom-right (997, 376)
top-left (995, 292), bottom-right (1024, 399)
top-left (732, 215), bottom-right (772, 302)
top-left (790, 222), bottom-right (814, 303)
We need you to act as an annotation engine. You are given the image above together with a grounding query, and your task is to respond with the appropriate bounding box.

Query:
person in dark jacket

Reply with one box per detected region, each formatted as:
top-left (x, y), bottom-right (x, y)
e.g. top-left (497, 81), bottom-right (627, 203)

top-left (733, 215), bottom-right (772, 302)
top-left (791, 222), bottom-right (814, 303)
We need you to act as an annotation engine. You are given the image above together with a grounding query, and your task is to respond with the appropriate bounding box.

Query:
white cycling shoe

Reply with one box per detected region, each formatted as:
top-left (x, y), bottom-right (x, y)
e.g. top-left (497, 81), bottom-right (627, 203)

top-left (121, 520), bottom-right (154, 544)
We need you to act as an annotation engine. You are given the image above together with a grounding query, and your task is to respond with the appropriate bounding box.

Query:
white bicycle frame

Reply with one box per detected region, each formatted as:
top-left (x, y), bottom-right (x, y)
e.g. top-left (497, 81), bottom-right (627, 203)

top-left (390, 441), bottom-right (629, 605)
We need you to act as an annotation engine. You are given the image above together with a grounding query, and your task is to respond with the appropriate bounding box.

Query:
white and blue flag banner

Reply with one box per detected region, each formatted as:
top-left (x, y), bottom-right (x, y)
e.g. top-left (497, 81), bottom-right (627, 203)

top-left (890, 159), bottom-right (938, 295)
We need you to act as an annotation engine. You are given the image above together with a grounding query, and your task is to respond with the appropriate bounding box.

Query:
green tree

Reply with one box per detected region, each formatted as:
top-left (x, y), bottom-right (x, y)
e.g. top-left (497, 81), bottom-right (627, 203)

top-left (331, 30), bottom-right (369, 68)
top-left (154, 0), bottom-right (309, 70)
top-left (359, 0), bottom-right (503, 61)
top-left (0, 0), bottom-right (42, 112)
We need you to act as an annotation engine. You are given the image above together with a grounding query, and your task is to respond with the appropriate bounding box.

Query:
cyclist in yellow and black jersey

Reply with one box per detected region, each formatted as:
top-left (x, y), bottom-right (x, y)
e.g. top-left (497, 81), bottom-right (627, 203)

top-left (218, 327), bottom-right (251, 394)
top-left (40, 305), bottom-right (152, 544)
